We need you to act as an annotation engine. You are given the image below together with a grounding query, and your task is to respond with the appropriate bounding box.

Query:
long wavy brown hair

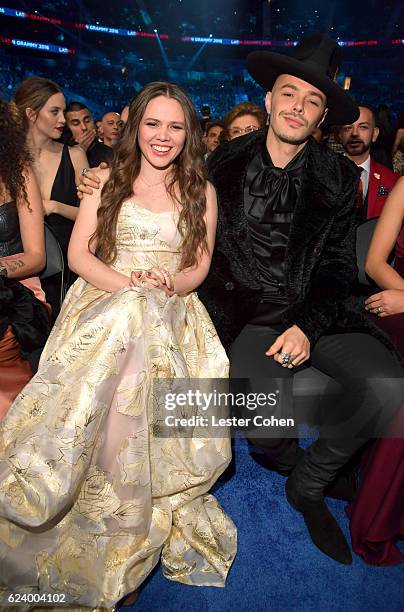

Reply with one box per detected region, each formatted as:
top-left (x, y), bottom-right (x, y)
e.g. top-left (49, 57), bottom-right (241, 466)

top-left (0, 98), bottom-right (32, 207)
top-left (92, 82), bottom-right (208, 271)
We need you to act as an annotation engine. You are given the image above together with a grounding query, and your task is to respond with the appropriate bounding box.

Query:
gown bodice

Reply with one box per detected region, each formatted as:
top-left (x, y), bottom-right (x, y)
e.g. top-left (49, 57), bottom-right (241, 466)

top-left (111, 199), bottom-right (182, 277)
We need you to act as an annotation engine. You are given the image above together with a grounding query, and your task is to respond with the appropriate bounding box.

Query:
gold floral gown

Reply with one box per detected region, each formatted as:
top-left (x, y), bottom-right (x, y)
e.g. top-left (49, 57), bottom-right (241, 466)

top-left (0, 200), bottom-right (237, 611)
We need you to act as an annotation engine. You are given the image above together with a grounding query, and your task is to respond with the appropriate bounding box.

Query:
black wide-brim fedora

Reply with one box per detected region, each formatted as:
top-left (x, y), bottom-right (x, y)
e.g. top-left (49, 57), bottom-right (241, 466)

top-left (247, 33), bottom-right (359, 125)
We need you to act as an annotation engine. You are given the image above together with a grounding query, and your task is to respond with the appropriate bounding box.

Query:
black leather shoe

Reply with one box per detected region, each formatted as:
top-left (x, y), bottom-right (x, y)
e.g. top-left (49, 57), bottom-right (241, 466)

top-left (285, 476), bottom-right (352, 565)
top-left (325, 470), bottom-right (357, 502)
top-left (251, 451), bottom-right (357, 502)
top-left (250, 444), bottom-right (304, 476)
top-left (250, 449), bottom-right (303, 477)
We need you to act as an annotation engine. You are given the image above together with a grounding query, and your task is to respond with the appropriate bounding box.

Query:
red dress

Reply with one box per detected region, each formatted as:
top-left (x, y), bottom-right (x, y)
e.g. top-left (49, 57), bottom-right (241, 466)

top-left (348, 226), bottom-right (404, 565)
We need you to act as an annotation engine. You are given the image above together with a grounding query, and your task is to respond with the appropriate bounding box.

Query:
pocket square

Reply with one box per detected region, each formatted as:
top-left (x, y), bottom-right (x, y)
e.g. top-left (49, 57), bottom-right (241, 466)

top-left (377, 185), bottom-right (390, 196)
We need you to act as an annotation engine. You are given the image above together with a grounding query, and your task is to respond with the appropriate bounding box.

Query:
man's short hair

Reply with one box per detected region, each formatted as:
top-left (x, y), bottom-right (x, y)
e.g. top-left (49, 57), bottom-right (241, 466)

top-left (354, 102), bottom-right (378, 125)
top-left (65, 101), bottom-right (90, 115)
top-left (205, 120), bottom-right (224, 135)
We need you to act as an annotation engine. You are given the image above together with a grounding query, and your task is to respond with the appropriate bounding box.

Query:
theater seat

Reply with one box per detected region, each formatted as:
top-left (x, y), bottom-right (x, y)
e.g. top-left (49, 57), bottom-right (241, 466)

top-left (39, 222), bottom-right (66, 309)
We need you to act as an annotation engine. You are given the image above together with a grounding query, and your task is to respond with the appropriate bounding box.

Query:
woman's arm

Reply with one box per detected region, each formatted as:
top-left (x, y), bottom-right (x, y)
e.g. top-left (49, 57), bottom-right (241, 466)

top-left (173, 182), bottom-right (218, 294)
top-left (67, 169), bottom-right (132, 292)
top-left (365, 176), bottom-right (404, 290)
top-left (43, 146), bottom-right (89, 221)
top-left (70, 145), bottom-right (90, 188)
top-left (0, 166), bottom-right (45, 279)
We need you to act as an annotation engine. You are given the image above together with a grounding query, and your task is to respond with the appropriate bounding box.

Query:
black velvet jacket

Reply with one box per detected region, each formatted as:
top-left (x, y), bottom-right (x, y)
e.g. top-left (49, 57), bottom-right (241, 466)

top-left (198, 129), bottom-right (379, 350)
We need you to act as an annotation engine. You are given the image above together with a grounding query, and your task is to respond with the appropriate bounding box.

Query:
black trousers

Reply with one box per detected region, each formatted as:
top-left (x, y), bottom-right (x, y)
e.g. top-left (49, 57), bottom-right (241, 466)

top-left (229, 324), bottom-right (404, 489)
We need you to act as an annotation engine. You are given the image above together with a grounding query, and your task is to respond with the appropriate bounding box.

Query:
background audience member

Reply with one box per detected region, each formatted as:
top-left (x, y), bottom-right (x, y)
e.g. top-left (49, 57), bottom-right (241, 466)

top-left (392, 112), bottom-right (404, 175)
top-left (64, 101), bottom-right (96, 151)
top-left (372, 104), bottom-right (394, 169)
top-left (120, 104), bottom-right (130, 126)
top-left (338, 104), bottom-right (399, 222)
top-left (312, 122), bottom-right (331, 146)
top-left (222, 101), bottom-right (266, 141)
top-left (203, 120), bottom-right (224, 157)
top-left (98, 111), bottom-right (122, 147)
top-left (0, 98), bottom-right (50, 418)
top-left (199, 103), bottom-right (212, 132)
top-left (14, 77), bottom-right (88, 316)
top-left (64, 101), bottom-right (113, 166)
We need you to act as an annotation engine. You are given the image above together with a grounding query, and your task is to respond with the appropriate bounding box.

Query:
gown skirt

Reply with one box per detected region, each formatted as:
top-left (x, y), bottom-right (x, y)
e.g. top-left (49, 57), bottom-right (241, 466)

top-left (0, 201), bottom-right (237, 610)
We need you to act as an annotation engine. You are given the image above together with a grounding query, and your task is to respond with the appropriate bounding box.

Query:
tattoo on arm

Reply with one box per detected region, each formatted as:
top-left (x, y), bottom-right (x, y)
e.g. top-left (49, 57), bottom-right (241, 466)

top-left (2, 259), bottom-right (26, 273)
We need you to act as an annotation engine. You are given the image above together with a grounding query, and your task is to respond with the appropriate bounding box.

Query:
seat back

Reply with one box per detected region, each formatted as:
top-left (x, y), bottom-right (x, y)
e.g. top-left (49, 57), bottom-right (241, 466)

top-left (355, 217), bottom-right (378, 286)
top-left (39, 222), bottom-right (66, 306)
top-left (355, 216), bottom-right (395, 286)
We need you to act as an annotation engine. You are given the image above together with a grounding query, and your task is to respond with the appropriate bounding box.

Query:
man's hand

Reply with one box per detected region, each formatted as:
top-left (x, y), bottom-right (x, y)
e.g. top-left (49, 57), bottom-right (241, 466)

top-left (365, 289), bottom-right (404, 317)
top-left (77, 162), bottom-right (109, 198)
top-left (266, 324), bottom-right (310, 368)
top-left (76, 129), bottom-right (96, 152)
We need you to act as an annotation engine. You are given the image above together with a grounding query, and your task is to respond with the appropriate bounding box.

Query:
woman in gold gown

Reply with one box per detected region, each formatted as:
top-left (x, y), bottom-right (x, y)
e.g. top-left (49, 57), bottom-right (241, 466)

top-left (0, 82), bottom-right (236, 611)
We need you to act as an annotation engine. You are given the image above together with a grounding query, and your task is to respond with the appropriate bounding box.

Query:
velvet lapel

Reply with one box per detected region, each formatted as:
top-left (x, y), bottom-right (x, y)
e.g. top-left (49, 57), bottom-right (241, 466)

top-left (210, 131), bottom-right (265, 287)
top-left (288, 138), bottom-right (339, 258)
top-left (211, 134), bottom-right (341, 288)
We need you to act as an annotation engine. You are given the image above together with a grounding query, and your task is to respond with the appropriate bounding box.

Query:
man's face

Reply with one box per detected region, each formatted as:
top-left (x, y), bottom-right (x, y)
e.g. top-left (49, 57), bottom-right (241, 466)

top-left (265, 74), bottom-right (327, 146)
top-left (99, 112), bottom-right (122, 146)
top-left (65, 108), bottom-right (95, 141)
top-left (338, 106), bottom-right (379, 159)
top-left (204, 125), bottom-right (223, 152)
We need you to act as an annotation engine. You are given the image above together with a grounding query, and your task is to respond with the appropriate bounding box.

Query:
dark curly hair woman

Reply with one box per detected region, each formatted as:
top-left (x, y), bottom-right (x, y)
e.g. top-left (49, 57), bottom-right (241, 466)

top-left (0, 97), bottom-right (51, 419)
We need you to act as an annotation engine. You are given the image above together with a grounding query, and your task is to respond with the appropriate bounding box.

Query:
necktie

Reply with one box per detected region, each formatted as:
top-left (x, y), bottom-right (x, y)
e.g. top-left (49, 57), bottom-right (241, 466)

top-left (357, 167), bottom-right (364, 208)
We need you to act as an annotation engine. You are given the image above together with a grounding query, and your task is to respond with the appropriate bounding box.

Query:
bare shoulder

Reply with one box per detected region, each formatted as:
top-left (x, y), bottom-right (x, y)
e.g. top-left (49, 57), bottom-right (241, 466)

top-left (68, 143), bottom-right (88, 168)
top-left (23, 163), bottom-right (36, 183)
top-left (67, 143), bottom-right (82, 159)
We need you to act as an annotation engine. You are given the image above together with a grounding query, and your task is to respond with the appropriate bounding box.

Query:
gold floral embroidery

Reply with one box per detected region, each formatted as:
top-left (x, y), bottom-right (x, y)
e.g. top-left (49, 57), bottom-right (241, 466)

top-left (0, 199), bottom-right (236, 607)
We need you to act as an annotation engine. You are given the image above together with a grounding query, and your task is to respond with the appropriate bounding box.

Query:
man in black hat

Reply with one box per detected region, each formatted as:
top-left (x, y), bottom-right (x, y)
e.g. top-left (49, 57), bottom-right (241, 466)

top-left (198, 34), bottom-right (403, 565)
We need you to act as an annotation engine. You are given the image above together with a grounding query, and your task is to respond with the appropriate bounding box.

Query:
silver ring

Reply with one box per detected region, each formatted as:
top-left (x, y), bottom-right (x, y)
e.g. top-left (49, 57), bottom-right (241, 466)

top-left (377, 306), bottom-right (382, 313)
top-left (81, 167), bottom-right (89, 177)
top-left (280, 351), bottom-right (291, 365)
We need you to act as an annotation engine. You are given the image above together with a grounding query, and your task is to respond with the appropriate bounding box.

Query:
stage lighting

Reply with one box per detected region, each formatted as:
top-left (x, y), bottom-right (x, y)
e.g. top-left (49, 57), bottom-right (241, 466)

top-left (343, 76), bottom-right (351, 90)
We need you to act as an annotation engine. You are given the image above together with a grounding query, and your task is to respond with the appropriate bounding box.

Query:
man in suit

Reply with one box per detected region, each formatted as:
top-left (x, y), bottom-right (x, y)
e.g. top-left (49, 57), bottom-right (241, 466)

top-left (338, 104), bottom-right (399, 220)
top-left (199, 34), bottom-right (403, 565)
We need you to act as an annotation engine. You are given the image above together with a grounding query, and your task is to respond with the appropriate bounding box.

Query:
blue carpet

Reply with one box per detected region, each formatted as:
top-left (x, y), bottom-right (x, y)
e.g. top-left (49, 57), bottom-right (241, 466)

top-left (122, 437), bottom-right (403, 612)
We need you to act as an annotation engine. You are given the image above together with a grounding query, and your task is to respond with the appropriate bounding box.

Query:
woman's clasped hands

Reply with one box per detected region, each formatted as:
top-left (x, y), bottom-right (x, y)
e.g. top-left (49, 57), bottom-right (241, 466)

top-left (130, 267), bottom-right (175, 295)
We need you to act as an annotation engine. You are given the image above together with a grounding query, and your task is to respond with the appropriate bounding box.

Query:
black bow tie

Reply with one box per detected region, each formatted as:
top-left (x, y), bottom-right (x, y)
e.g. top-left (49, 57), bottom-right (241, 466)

top-left (248, 165), bottom-right (301, 223)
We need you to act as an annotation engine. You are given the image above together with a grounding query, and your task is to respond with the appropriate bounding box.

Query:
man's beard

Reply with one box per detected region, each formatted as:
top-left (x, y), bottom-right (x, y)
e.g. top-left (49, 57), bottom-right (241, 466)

top-left (276, 131), bottom-right (310, 146)
top-left (345, 139), bottom-right (370, 157)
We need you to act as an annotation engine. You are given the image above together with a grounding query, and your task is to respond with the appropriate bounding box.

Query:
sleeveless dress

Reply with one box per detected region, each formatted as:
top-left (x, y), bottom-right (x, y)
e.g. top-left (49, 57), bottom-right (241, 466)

top-left (0, 201), bottom-right (50, 419)
top-left (42, 144), bottom-right (79, 318)
top-left (47, 144), bottom-right (79, 258)
top-left (0, 200), bottom-right (236, 610)
top-left (348, 224), bottom-right (404, 565)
